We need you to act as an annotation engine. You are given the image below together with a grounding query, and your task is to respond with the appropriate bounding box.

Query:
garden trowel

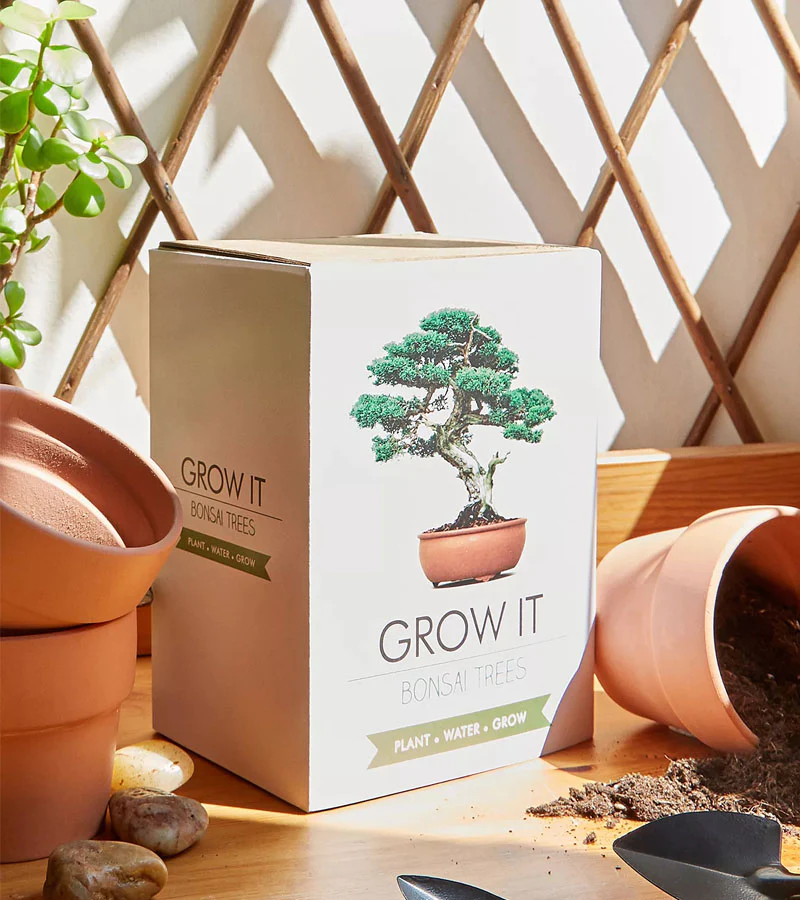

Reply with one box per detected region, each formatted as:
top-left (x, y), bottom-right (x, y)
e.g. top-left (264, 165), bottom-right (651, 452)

top-left (397, 876), bottom-right (506, 900)
top-left (613, 810), bottom-right (800, 900)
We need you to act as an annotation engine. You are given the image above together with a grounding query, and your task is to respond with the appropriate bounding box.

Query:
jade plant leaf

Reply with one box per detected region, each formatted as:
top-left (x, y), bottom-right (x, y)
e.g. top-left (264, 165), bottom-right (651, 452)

top-left (63, 172), bottom-right (104, 217)
top-left (14, 49), bottom-right (40, 66)
top-left (0, 207), bottom-right (26, 236)
top-left (104, 158), bottom-right (131, 189)
top-left (0, 326), bottom-right (25, 368)
top-left (0, 90), bottom-right (31, 134)
top-left (43, 45), bottom-right (92, 87)
top-left (87, 118), bottom-right (116, 141)
top-left (53, 2), bottom-right (96, 20)
top-left (77, 152), bottom-right (107, 180)
top-left (21, 123), bottom-right (46, 171)
top-left (105, 135), bottom-right (147, 165)
top-left (0, 243), bottom-right (11, 264)
top-left (4, 281), bottom-right (25, 315)
top-left (0, 55), bottom-right (31, 87)
top-left (27, 232), bottom-right (49, 253)
top-left (41, 136), bottom-right (80, 165)
top-left (13, 2), bottom-right (49, 23)
top-left (0, 4), bottom-right (47, 39)
top-left (35, 181), bottom-right (57, 211)
top-left (12, 319), bottom-right (42, 345)
top-left (62, 110), bottom-right (93, 142)
top-left (33, 80), bottom-right (71, 116)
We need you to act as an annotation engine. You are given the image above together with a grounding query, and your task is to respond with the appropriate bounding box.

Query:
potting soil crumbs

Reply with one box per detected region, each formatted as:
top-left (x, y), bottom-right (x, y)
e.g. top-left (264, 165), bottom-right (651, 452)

top-left (528, 584), bottom-right (800, 827)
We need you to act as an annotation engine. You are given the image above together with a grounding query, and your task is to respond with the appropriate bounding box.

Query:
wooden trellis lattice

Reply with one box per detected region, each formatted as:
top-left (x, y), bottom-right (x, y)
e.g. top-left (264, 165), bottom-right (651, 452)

top-left (2, 0), bottom-right (797, 447)
top-left (308, 0), bottom-right (800, 446)
top-left (53, 0), bottom-right (255, 401)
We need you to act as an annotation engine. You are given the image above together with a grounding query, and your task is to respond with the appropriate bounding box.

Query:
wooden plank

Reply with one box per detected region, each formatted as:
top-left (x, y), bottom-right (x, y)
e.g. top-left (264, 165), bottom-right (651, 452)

top-left (597, 443), bottom-right (800, 559)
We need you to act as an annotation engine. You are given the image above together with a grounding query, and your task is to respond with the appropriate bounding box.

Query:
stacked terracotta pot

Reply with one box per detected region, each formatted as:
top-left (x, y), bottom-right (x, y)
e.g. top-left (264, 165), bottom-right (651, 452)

top-left (0, 386), bottom-right (182, 863)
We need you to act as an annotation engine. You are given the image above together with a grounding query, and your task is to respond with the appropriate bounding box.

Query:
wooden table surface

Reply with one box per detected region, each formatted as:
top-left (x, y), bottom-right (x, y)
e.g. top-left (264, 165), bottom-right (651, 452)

top-left (4, 660), bottom-right (799, 899)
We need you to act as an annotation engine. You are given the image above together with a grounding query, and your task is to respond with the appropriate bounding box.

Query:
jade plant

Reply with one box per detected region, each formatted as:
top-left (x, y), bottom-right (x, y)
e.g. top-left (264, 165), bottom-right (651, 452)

top-left (351, 308), bottom-right (557, 530)
top-left (0, 0), bottom-right (146, 369)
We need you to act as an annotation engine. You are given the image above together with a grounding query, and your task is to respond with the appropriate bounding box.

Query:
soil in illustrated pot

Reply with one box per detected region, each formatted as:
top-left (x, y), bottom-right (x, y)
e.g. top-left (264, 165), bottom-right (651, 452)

top-left (528, 581), bottom-right (800, 826)
top-left (425, 502), bottom-right (513, 533)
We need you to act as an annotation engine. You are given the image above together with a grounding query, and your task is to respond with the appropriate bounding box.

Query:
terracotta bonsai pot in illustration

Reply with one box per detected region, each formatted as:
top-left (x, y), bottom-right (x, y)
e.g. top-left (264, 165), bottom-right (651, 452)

top-left (351, 308), bottom-right (556, 586)
top-left (0, 385), bottom-right (183, 629)
top-left (0, 611), bottom-right (137, 863)
top-left (418, 517), bottom-right (528, 586)
top-left (595, 505), bottom-right (800, 753)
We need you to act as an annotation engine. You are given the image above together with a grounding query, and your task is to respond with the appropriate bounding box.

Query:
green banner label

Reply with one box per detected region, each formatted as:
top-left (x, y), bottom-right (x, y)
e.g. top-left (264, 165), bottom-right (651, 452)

top-left (367, 695), bottom-right (549, 769)
top-left (177, 528), bottom-right (271, 580)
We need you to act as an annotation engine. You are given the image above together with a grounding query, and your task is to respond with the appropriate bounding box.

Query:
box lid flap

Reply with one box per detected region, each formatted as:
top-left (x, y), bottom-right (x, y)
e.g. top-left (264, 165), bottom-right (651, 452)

top-left (158, 235), bottom-right (574, 265)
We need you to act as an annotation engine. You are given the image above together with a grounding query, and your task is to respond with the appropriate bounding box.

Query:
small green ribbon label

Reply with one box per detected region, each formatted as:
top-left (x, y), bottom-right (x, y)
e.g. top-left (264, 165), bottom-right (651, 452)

top-left (177, 528), bottom-right (271, 580)
top-left (367, 695), bottom-right (549, 768)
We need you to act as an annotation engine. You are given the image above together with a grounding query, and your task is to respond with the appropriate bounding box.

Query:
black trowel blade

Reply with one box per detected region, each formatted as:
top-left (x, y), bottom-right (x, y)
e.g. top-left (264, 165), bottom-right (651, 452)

top-left (613, 811), bottom-right (784, 900)
top-left (398, 876), bottom-right (507, 900)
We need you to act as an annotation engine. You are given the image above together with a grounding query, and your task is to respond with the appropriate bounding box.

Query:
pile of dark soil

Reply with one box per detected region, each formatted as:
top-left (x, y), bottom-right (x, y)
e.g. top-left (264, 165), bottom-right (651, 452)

top-left (529, 582), bottom-right (800, 826)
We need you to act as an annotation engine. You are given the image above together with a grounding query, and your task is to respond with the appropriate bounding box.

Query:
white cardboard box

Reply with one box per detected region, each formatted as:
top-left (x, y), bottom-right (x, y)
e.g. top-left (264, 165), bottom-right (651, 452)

top-left (149, 235), bottom-right (601, 811)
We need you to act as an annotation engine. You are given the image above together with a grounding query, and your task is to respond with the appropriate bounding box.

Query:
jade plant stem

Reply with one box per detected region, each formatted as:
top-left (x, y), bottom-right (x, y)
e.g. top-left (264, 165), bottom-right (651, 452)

top-left (0, 22), bottom-right (50, 187)
top-left (0, 24), bottom-right (52, 290)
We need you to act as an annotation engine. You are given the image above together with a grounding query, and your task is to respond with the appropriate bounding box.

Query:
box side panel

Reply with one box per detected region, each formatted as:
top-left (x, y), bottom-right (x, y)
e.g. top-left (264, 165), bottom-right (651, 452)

top-left (150, 250), bottom-right (311, 810)
top-left (307, 249), bottom-right (600, 810)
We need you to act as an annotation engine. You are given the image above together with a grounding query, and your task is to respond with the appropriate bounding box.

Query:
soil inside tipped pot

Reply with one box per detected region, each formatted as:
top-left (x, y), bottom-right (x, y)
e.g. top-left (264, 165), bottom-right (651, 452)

top-left (528, 581), bottom-right (800, 826)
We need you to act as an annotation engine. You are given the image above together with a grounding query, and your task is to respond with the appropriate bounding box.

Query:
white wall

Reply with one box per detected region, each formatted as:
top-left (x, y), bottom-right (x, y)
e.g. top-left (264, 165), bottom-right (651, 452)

top-left (10, 0), bottom-right (800, 456)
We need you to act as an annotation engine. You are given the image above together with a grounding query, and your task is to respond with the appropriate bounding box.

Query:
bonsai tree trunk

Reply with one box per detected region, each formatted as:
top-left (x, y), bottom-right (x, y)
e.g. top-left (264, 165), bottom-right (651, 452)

top-left (434, 422), bottom-right (509, 528)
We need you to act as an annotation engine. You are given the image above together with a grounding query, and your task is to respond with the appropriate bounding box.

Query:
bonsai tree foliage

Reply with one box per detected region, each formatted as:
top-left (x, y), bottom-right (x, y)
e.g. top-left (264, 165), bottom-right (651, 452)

top-left (351, 308), bottom-right (557, 530)
top-left (0, 0), bottom-right (146, 370)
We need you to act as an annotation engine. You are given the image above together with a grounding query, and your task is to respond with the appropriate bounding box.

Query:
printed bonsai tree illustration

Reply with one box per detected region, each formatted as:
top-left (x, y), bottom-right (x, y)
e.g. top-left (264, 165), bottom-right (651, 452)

top-left (351, 308), bottom-right (556, 530)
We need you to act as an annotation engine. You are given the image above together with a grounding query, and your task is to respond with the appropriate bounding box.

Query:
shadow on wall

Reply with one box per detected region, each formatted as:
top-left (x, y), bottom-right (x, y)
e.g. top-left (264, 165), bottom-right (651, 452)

top-left (615, 0), bottom-right (800, 447)
top-left (43, 0), bottom-right (375, 407)
top-left (406, 0), bottom-right (800, 449)
top-left (42, 0), bottom-right (800, 448)
top-left (46, 1), bottom-right (240, 369)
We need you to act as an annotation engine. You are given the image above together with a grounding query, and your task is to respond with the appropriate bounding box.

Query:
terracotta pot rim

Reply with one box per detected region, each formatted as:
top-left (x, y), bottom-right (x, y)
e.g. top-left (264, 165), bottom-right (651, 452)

top-left (0, 611), bottom-right (137, 733)
top-left (654, 505), bottom-right (800, 750)
top-left (666, 517), bottom-right (760, 747)
top-left (418, 516), bottom-right (527, 541)
top-left (0, 617), bottom-right (115, 643)
top-left (0, 386), bottom-right (182, 556)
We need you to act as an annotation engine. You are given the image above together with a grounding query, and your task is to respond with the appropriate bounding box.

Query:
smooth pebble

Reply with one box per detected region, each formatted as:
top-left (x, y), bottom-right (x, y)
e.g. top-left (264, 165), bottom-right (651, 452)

top-left (112, 740), bottom-right (194, 792)
top-left (109, 788), bottom-right (209, 857)
top-left (43, 840), bottom-right (167, 900)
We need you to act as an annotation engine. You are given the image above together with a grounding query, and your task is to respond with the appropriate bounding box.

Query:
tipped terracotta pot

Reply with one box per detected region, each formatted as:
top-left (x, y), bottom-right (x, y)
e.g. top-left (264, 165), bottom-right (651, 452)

top-left (595, 505), bottom-right (800, 753)
top-left (0, 611), bottom-right (136, 862)
top-left (418, 517), bottom-right (527, 586)
top-left (0, 385), bottom-right (182, 630)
